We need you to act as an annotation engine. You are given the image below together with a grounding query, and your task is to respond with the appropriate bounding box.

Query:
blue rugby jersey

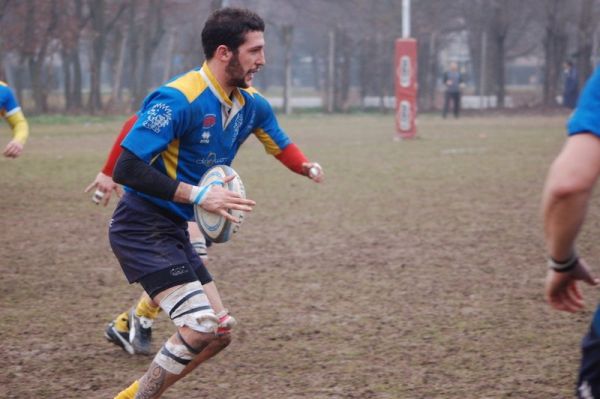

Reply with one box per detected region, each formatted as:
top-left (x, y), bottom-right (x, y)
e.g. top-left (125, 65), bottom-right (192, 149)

top-left (121, 62), bottom-right (292, 220)
top-left (0, 82), bottom-right (21, 117)
top-left (568, 66), bottom-right (600, 136)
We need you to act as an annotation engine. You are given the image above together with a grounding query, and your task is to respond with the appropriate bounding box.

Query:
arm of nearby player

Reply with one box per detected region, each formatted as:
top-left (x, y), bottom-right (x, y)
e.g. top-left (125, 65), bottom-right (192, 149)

top-left (4, 109), bottom-right (28, 158)
top-left (542, 134), bottom-right (600, 312)
top-left (543, 66), bottom-right (600, 312)
top-left (83, 115), bottom-right (138, 206)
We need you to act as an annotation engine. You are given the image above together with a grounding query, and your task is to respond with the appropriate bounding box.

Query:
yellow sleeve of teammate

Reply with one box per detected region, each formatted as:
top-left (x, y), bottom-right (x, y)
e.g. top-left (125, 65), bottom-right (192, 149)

top-left (6, 109), bottom-right (29, 144)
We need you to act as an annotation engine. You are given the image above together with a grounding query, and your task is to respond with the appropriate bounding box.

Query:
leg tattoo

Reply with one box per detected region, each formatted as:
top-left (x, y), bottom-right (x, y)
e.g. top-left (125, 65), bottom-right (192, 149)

top-left (135, 362), bottom-right (167, 399)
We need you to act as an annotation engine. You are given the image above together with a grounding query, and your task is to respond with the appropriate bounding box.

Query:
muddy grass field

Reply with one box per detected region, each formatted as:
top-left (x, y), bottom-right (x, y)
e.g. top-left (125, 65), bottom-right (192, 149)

top-left (1, 112), bottom-right (596, 398)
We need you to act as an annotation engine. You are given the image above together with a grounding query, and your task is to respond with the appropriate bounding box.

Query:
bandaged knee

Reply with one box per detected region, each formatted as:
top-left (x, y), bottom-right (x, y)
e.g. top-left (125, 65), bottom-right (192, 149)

top-left (159, 281), bottom-right (218, 333)
top-left (154, 339), bottom-right (194, 375)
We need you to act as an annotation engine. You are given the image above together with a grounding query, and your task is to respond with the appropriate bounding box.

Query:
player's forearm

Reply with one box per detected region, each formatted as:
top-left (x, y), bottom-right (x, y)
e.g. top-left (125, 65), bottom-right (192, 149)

top-left (543, 189), bottom-right (589, 260)
top-left (275, 143), bottom-right (308, 175)
top-left (6, 111), bottom-right (29, 144)
top-left (542, 134), bottom-right (600, 260)
top-left (113, 149), bottom-right (179, 201)
top-left (173, 182), bottom-right (195, 204)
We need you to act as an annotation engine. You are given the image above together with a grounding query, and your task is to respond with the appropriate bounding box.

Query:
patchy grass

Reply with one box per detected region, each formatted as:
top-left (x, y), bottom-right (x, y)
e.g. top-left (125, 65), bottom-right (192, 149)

top-left (0, 112), bottom-right (590, 398)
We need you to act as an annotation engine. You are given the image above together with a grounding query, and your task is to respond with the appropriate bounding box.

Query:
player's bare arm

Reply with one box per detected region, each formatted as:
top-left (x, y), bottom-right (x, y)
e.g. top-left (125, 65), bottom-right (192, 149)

top-left (542, 133), bottom-right (600, 312)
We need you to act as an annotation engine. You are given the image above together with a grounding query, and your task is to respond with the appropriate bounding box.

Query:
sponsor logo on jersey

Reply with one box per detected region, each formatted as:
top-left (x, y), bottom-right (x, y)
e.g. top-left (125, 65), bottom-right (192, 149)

top-left (200, 131), bottom-right (211, 144)
top-left (196, 152), bottom-right (228, 167)
top-left (143, 103), bottom-right (172, 133)
top-left (203, 114), bottom-right (217, 129)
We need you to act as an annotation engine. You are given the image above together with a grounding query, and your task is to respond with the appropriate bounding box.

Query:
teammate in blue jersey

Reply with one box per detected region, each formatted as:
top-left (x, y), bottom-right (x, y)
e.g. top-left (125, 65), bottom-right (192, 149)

top-left (110, 8), bottom-right (323, 399)
top-left (542, 65), bottom-right (600, 398)
top-left (0, 81), bottom-right (29, 158)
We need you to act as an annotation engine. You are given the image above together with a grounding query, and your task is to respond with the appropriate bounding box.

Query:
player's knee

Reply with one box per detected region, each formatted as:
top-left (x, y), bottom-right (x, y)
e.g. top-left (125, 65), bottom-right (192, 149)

top-left (159, 281), bottom-right (219, 333)
top-left (215, 331), bottom-right (232, 348)
top-left (180, 327), bottom-right (216, 350)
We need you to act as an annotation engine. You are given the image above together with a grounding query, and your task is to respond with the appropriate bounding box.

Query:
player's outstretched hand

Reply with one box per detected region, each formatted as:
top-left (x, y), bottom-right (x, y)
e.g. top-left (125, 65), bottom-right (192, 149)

top-left (84, 172), bottom-right (123, 206)
top-left (302, 162), bottom-right (324, 183)
top-left (3, 139), bottom-right (23, 158)
top-left (545, 258), bottom-right (599, 313)
top-left (200, 175), bottom-right (255, 223)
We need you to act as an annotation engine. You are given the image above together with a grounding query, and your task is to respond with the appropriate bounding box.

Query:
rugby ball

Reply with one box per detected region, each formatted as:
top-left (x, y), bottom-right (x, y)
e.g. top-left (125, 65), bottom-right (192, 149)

top-left (194, 165), bottom-right (246, 243)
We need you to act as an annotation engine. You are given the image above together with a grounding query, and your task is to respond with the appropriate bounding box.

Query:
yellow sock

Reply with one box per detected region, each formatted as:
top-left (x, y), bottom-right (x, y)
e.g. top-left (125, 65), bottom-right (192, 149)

top-left (113, 311), bottom-right (129, 333)
top-left (135, 296), bottom-right (161, 319)
top-left (113, 380), bottom-right (139, 399)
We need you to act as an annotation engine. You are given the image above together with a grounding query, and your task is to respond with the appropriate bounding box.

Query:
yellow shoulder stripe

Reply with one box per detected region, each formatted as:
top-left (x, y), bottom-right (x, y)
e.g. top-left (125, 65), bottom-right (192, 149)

top-left (254, 128), bottom-right (282, 155)
top-left (166, 71), bottom-right (207, 103)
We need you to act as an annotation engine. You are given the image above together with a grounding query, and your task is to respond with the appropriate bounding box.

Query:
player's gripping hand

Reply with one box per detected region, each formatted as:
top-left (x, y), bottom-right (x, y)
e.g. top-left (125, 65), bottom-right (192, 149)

top-left (545, 257), bottom-right (599, 313)
top-left (192, 175), bottom-right (255, 223)
top-left (302, 162), bottom-right (324, 183)
top-left (3, 139), bottom-right (23, 158)
top-left (84, 172), bottom-right (123, 206)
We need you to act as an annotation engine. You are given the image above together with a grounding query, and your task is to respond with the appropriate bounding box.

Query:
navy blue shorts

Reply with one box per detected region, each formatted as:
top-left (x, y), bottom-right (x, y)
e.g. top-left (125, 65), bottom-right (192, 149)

top-left (109, 192), bottom-right (212, 287)
top-left (578, 305), bottom-right (600, 398)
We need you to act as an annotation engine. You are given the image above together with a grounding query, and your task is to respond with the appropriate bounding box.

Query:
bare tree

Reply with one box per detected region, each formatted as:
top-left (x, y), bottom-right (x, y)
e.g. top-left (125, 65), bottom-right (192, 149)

top-left (0, 0), bottom-right (12, 79)
top-left (87, 0), bottom-right (127, 113)
top-left (541, 0), bottom-right (571, 106)
top-left (574, 0), bottom-right (597, 87)
top-left (18, 0), bottom-right (60, 113)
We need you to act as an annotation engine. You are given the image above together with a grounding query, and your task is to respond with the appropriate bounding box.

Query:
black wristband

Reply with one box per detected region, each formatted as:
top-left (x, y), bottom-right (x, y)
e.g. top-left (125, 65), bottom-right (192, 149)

top-left (547, 253), bottom-right (579, 273)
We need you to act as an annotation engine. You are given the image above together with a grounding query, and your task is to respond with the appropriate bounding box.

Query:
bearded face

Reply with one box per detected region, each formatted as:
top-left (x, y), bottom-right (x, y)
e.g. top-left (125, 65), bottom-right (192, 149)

top-left (225, 51), bottom-right (249, 89)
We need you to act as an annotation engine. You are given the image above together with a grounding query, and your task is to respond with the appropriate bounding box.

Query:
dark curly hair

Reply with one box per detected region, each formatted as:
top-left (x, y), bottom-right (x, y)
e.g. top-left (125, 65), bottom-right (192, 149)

top-left (202, 8), bottom-right (265, 60)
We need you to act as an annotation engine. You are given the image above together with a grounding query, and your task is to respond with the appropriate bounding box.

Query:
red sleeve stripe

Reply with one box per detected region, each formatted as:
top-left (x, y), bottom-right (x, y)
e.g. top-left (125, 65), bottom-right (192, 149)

top-left (274, 143), bottom-right (308, 175)
top-left (101, 115), bottom-right (138, 176)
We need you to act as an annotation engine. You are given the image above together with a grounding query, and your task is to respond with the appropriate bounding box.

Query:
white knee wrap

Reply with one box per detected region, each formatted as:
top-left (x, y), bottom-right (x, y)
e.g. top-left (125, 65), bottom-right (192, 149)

top-left (159, 281), bottom-right (218, 333)
top-left (154, 340), bottom-right (194, 375)
top-left (191, 238), bottom-right (208, 261)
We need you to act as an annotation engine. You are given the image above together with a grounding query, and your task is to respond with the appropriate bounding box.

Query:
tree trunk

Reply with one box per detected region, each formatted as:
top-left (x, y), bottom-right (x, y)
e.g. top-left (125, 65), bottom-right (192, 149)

top-left (61, 49), bottom-right (73, 111)
top-left (337, 29), bottom-right (352, 112)
top-left (494, 34), bottom-right (506, 108)
top-left (162, 30), bottom-right (176, 82)
top-left (107, 32), bottom-right (128, 112)
top-left (325, 29), bottom-right (335, 113)
top-left (127, 0), bottom-right (140, 110)
top-left (281, 24), bottom-right (293, 115)
top-left (135, 0), bottom-right (165, 108)
top-left (542, 0), bottom-right (568, 106)
top-left (358, 36), bottom-right (370, 111)
top-left (88, 0), bottom-right (106, 113)
top-left (417, 31), bottom-right (438, 111)
top-left (576, 0), bottom-right (594, 86)
top-left (72, 49), bottom-right (83, 111)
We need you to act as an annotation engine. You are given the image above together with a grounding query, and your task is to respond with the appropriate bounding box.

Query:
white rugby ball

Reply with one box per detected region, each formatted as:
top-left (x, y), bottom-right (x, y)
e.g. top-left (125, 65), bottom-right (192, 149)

top-left (194, 165), bottom-right (246, 243)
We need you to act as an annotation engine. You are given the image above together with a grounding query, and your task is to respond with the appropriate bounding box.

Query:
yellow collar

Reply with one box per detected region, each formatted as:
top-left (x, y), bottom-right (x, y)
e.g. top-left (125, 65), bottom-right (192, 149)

top-left (200, 62), bottom-right (245, 108)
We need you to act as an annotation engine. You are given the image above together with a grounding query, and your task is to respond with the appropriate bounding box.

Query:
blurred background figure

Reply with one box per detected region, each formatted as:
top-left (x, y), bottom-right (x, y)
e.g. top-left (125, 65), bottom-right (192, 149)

top-left (562, 60), bottom-right (579, 109)
top-left (442, 62), bottom-right (464, 119)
